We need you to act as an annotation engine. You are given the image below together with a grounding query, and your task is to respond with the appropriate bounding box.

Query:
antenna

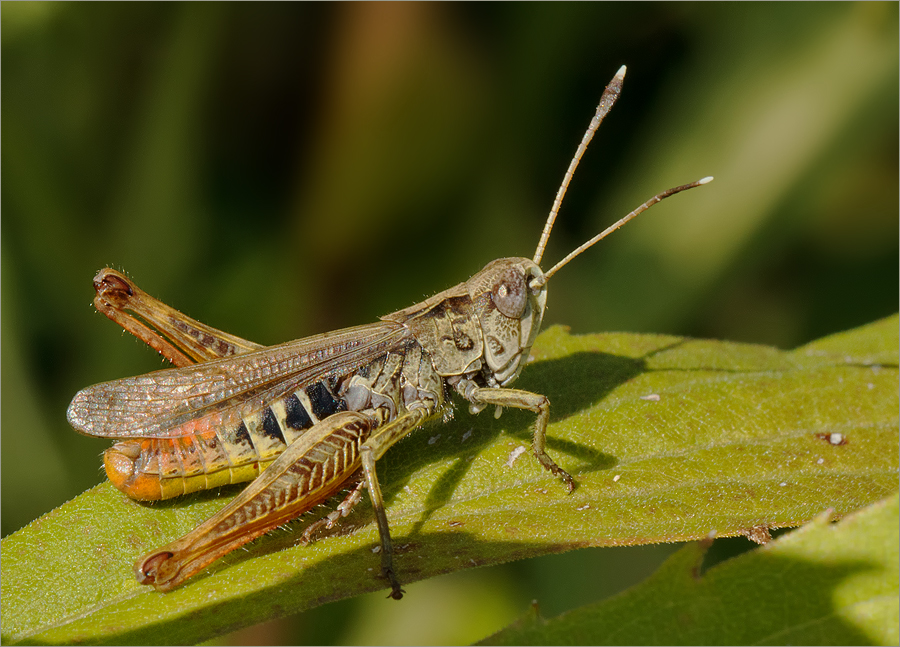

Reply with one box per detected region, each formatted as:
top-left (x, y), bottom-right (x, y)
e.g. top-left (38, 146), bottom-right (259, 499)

top-left (532, 65), bottom-right (627, 267)
top-left (531, 177), bottom-right (713, 289)
top-left (529, 65), bottom-right (713, 289)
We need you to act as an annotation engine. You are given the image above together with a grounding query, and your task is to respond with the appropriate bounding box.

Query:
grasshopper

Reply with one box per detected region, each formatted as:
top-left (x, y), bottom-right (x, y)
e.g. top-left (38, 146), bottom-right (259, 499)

top-left (67, 65), bottom-right (711, 598)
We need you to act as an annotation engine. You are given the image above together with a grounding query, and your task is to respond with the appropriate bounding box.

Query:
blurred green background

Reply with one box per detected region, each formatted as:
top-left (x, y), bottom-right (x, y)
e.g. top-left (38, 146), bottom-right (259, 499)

top-left (2, 3), bottom-right (897, 644)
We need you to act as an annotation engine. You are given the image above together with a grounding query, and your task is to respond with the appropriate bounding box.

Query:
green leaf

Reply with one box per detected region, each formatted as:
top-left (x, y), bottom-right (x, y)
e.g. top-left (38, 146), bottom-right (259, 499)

top-left (2, 316), bottom-right (897, 645)
top-left (480, 493), bottom-right (899, 646)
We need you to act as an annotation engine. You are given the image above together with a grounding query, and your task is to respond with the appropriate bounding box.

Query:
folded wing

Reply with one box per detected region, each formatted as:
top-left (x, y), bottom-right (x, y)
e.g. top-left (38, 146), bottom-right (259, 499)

top-left (67, 321), bottom-right (411, 439)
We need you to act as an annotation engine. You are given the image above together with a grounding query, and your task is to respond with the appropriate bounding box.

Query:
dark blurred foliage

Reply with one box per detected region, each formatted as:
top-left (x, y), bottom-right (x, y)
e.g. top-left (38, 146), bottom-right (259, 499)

top-left (2, 3), bottom-right (896, 644)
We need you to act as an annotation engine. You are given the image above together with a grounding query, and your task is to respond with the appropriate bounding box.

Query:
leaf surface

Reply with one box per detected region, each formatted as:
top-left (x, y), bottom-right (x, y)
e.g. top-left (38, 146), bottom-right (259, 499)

top-left (2, 316), bottom-right (897, 644)
top-left (481, 493), bottom-right (899, 646)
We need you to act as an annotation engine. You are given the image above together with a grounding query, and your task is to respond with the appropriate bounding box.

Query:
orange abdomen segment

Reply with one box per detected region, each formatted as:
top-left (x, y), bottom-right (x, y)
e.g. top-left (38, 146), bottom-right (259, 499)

top-left (103, 437), bottom-right (272, 501)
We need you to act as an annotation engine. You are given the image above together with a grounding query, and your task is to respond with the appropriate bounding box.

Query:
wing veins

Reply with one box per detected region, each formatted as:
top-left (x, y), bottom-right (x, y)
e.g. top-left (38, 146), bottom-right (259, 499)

top-left (68, 321), bottom-right (410, 438)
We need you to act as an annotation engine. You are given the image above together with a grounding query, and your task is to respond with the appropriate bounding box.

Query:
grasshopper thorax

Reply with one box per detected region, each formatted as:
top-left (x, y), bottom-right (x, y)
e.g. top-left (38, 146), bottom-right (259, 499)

top-left (464, 257), bottom-right (547, 387)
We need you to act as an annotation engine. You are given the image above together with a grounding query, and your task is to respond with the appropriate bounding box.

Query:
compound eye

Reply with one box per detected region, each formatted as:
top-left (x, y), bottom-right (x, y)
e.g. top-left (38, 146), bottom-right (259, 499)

top-left (491, 269), bottom-right (527, 318)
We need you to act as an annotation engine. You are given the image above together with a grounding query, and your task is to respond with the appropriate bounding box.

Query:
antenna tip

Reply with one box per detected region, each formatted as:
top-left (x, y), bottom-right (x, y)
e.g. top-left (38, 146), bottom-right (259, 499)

top-left (615, 65), bottom-right (627, 80)
top-left (698, 176), bottom-right (714, 185)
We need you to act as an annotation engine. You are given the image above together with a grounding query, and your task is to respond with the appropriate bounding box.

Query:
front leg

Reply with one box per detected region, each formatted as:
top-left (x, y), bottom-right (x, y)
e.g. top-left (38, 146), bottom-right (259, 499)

top-left (456, 380), bottom-right (575, 493)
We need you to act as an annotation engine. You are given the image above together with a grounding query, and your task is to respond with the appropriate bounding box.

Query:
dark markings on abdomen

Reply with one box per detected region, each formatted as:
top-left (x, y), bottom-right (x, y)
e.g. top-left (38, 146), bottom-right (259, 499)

top-left (231, 421), bottom-right (254, 450)
top-left (261, 407), bottom-right (284, 443)
top-left (285, 393), bottom-right (313, 430)
top-left (306, 381), bottom-right (347, 421)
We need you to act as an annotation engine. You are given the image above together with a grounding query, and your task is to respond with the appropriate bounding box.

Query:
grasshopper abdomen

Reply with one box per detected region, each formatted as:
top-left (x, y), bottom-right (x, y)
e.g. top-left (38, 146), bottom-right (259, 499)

top-left (102, 378), bottom-right (349, 500)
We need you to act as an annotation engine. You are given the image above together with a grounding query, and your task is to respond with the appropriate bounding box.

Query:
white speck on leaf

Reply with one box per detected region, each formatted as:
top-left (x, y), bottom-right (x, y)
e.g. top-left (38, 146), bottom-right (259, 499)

top-left (506, 445), bottom-right (528, 467)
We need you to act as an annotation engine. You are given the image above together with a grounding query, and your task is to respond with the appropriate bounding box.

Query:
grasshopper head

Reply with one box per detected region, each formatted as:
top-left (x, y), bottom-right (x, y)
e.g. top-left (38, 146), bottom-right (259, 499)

top-left (465, 257), bottom-right (547, 387)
